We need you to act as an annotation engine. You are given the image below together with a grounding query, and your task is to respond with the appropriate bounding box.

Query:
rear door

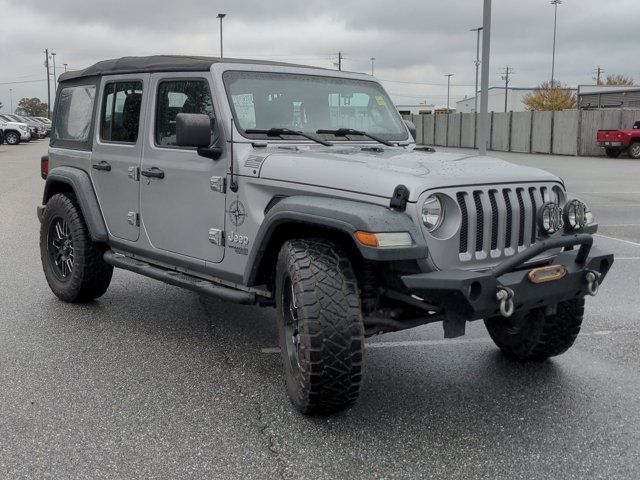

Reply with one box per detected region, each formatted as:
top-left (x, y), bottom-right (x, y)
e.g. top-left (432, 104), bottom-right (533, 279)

top-left (91, 74), bottom-right (149, 241)
top-left (139, 73), bottom-right (227, 263)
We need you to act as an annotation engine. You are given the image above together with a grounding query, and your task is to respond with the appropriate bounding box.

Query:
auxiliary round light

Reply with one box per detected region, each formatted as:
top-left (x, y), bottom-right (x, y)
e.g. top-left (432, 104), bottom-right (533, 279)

top-left (421, 195), bottom-right (444, 232)
top-left (563, 199), bottom-right (588, 231)
top-left (538, 202), bottom-right (564, 235)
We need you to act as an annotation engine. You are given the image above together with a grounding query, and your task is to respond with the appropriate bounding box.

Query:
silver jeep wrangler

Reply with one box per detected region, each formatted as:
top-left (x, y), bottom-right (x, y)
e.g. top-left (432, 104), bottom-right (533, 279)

top-left (38, 56), bottom-right (613, 415)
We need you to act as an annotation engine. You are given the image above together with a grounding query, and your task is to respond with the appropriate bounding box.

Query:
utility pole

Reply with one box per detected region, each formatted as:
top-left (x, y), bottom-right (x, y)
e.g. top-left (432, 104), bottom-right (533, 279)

top-left (593, 66), bottom-right (604, 85)
top-left (478, 0), bottom-right (492, 155)
top-left (500, 65), bottom-right (514, 112)
top-left (44, 49), bottom-right (51, 118)
top-left (338, 51), bottom-right (343, 71)
top-left (550, 0), bottom-right (561, 86)
top-left (9, 89), bottom-right (13, 113)
top-left (370, 57), bottom-right (375, 76)
top-left (445, 74), bottom-right (454, 110)
top-left (217, 13), bottom-right (226, 58)
top-left (63, 63), bottom-right (68, 72)
top-left (470, 27), bottom-right (483, 112)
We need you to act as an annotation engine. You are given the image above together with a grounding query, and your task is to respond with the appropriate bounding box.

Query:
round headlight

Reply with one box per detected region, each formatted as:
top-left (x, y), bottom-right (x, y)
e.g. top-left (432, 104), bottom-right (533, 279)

top-left (563, 199), bottom-right (588, 231)
top-left (421, 195), bottom-right (444, 232)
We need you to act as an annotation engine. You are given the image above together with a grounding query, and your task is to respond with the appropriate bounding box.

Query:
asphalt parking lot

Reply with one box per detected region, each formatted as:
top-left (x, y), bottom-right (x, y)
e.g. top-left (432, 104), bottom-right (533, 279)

top-left (1, 141), bottom-right (639, 479)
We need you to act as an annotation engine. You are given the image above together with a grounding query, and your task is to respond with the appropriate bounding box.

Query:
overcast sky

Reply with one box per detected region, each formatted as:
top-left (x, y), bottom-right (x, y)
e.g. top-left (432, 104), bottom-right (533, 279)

top-left (0, 0), bottom-right (637, 113)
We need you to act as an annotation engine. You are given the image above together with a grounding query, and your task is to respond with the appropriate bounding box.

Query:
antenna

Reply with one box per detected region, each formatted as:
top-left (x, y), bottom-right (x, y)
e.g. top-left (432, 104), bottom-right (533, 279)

top-left (229, 117), bottom-right (238, 192)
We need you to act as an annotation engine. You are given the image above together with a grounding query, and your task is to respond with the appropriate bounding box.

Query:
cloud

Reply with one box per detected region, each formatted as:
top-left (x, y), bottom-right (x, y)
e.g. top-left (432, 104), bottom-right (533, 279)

top-left (0, 0), bottom-right (637, 112)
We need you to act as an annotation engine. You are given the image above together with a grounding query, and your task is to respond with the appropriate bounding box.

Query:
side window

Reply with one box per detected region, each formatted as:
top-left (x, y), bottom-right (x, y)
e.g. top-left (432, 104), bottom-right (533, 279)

top-left (155, 80), bottom-right (214, 146)
top-left (100, 81), bottom-right (143, 143)
top-left (53, 85), bottom-right (96, 142)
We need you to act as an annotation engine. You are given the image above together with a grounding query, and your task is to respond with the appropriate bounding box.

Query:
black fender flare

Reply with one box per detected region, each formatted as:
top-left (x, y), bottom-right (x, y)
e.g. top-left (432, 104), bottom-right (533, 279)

top-left (41, 166), bottom-right (108, 242)
top-left (244, 196), bottom-right (428, 285)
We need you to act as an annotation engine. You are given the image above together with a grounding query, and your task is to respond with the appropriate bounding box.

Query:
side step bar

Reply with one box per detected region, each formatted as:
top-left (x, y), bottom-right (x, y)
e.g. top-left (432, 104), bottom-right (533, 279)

top-left (103, 251), bottom-right (256, 305)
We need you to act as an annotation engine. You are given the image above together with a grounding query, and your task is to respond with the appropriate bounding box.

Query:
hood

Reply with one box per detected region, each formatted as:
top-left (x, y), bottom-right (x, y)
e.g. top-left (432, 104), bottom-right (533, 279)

top-left (257, 147), bottom-right (561, 201)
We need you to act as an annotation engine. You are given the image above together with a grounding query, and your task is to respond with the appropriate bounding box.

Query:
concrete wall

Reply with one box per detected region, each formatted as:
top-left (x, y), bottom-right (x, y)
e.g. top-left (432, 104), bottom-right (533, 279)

top-left (434, 115), bottom-right (447, 146)
top-left (447, 114), bottom-right (461, 147)
top-left (424, 115), bottom-right (435, 145)
top-left (491, 112), bottom-right (511, 151)
top-left (405, 108), bottom-right (639, 156)
top-left (552, 111), bottom-right (579, 156)
top-left (460, 113), bottom-right (476, 148)
top-left (531, 111), bottom-right (553, 154)
top-left (510, 112), bottom-right (532, 153)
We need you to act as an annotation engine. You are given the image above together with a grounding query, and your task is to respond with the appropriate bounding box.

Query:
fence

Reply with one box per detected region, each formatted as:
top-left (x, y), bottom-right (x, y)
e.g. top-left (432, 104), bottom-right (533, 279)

top-left (406, 109), bottom-right (640, 156)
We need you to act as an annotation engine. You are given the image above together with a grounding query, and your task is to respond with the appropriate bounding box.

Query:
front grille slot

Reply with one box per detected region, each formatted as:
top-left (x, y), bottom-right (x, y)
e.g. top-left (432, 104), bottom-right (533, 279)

top-left (473, 191), bottom-right (484, 252)
top-left (456, 184), bottom-right (549, 262)
top-left (457, 192), bottom-right (468, 253)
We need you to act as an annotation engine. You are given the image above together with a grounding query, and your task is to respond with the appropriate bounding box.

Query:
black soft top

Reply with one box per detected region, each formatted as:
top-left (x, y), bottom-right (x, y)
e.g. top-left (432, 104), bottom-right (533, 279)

top-left (58, 55), bottom-right (324, 82)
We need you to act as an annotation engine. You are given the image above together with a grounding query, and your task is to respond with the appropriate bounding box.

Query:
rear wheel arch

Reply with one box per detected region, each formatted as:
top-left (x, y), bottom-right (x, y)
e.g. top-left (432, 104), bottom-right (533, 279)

top-left (42, 167), bottom-right (109, 243)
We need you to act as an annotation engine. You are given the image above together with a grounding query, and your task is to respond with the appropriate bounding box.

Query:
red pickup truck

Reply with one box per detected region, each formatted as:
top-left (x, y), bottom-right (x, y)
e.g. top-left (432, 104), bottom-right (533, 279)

top-left (597, 120), bottom-right (640, 158)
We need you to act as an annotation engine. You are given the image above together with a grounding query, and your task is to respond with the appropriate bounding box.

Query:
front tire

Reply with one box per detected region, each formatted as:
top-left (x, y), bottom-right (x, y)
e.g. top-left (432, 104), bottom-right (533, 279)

top-left (628, 142), bottom-right (640, 159)
top-left (484, 298), bottom-right (585, 362)
top-left (605, 147), bottom-right (621, 158)
top-left (275, 239), bottom-right (364, 415)
top-left (40, 193), bottom-right (113, 302)
top-left (5, 131), bottom-right (20, 145)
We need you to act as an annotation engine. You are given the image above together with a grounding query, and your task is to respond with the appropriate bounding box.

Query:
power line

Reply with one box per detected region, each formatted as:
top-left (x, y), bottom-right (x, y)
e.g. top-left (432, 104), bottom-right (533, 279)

top-left (379, 78), bottom-right (477, 87)
top-left (0, 79), bottom-right (47, 85)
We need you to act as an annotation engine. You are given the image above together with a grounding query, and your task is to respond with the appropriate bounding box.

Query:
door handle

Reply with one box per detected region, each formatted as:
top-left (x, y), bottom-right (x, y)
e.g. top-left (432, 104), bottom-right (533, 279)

top-left (140, 167), bottom-right (165, 179)
top-left (91, 161), bottom-right (111, 172)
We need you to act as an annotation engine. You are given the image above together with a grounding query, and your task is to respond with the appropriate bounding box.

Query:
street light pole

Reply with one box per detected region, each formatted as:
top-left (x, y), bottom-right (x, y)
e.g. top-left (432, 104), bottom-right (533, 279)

top-left (370, 57), bottom-right (376, 76)
top-left (51, 52), bottom-right (57, 85)
top-left (63, 63), bottom-right (68, 72)
top-left (217, 13), bottom-right (226, 58)
top-left (445, 74), bottom-right (454, 110)
top-left (44, 49), bottom-right (51, 119)
top-left (9, 88), bottom-right (13, 113)
top-left (470, 27), bottom-right (483, 113)
top-left (550, 0), bottom-right (561, 86)
top-left (478, 0), bottom-right (492, 155)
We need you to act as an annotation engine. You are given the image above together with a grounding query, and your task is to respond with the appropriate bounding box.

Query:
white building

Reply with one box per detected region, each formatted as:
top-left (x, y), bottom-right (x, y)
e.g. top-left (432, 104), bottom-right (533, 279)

top-left (456, 87), bottom-right (536, 113)
top-left (395, 104), bottom-right (438, 115)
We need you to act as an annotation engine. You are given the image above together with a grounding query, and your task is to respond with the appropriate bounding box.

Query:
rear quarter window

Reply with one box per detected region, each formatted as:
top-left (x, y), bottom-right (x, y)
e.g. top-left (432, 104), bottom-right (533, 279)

top-left (53, 85), bottom-right (96, 143)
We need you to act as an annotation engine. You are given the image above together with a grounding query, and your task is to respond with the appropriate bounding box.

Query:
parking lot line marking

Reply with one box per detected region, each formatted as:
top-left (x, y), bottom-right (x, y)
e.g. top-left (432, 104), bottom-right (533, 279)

top-left (595, 234), bottom-right (640, 248)
top-left (364, 329), bottom-right (640, 350)
top-left (616, 257), bottom-right (640, 260)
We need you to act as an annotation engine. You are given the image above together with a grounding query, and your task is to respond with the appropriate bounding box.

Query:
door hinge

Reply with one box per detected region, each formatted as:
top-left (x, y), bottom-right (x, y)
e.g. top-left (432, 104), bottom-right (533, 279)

top-left (208, 228), bottom-right (224, 246)
top-left (128, 166), bottom-right (140, 181)
top-left (127, 211), bottom-right (139, 226)
top-left (210, 176), bottom-right (226, 193)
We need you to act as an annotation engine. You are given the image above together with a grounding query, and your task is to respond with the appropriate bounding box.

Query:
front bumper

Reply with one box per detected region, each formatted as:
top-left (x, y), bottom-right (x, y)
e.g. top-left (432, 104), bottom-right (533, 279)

top-left (20, 132), bottom-right (31, 141)
top-left (402, 234), bottom-right (613, 338)
top-left (598, 141), bottom-right (622, 147)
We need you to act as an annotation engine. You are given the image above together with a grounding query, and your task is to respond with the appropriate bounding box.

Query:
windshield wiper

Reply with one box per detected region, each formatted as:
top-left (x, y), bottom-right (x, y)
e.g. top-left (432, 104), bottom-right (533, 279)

top-left (316, 128), bottom-right (394, 147)
top-left (245, 127), bottom-right (333, 146)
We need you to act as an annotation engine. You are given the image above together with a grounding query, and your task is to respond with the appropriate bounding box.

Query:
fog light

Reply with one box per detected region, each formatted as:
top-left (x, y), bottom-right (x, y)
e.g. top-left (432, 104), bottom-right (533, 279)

top-left (563, 199), bottom-right (588, 231)
top-left (538, 202), bottom-right (563, 235)
top-left (355, 231), bottom-right (413, 248)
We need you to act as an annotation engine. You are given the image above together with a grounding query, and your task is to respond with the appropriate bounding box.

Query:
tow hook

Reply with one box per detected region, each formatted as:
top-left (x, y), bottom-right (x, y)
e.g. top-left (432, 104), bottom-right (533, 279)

top-left (585, 270), bottom-right (601, 296)
top-left (496, 287), bottom-right (515, 318)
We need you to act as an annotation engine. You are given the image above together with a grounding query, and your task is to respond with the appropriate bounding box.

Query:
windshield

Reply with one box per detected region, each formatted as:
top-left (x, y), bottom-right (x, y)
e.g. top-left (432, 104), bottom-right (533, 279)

top-left (223, 71), bottom-right (408, 142)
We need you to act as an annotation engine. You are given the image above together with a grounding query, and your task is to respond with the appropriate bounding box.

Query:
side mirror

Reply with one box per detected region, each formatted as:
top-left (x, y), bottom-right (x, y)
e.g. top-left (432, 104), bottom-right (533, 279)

top-left (176, 113), bottom-right (222, 160)
top-left (404, 120), bottom-right (416, 141)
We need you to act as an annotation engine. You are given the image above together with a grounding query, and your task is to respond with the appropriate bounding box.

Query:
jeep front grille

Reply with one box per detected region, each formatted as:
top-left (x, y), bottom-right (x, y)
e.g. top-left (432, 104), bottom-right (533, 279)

top-left (455, 184), bottom-right (559, 263)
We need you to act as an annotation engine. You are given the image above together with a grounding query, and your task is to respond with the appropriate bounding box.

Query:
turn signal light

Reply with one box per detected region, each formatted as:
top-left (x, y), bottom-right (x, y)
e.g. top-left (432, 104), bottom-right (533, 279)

top-left (528, 265), bottom-right (567, 284)
top-left (354, 231), bottom-right (413, 248)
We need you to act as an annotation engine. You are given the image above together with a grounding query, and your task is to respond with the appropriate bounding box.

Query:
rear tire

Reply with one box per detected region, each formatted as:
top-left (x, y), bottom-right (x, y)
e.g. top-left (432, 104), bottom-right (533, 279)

top-left (605, 147), bottom-right (621, 158)
top-left (484, 298), bottom-right (585, 362)
top-left (628, 142), bottom-right (640, 159)
top-left (40, 193), bottom-right (113, 303)
top-left (5, 131), bottom-right (20, 145)
top-left (275, 239), bottom-right (364, 415)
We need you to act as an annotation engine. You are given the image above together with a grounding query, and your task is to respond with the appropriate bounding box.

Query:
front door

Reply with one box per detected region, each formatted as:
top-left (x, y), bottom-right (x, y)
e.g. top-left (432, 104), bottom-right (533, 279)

top-left (91, 74), bottom-right (148, 241)
top-left (139, 73), bottom-right (226, 263)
